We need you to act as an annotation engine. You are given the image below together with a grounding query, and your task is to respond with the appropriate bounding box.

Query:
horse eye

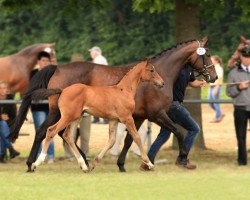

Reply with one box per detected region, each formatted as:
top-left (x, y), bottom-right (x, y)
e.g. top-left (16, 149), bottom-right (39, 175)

top-left (150, 70), bottom-right (154, 72)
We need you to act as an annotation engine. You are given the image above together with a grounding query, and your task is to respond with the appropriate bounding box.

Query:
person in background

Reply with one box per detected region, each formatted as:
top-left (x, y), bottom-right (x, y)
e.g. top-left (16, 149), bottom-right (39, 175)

top-left (226, 45), bottom-right (250, 166)
top-left (208, 55), bottom-right (225, 123)
top-left (141, 64), bottom-right (207, 170)
top-left (0, 80), bottom-right (19, 163)
top-left (30, 51), bottom-right (55, 164)
top-left (89, 46), bottom-right (109, 124)
top-left (63, 53), bottom-right (91, 161)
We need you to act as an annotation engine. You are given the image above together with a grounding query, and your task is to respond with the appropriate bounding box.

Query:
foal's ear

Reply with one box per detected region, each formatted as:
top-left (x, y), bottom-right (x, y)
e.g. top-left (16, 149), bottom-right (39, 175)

top-left (240, 36), bottom-right (248, 44)
top-left (202, 37), bottom-right (209, 46)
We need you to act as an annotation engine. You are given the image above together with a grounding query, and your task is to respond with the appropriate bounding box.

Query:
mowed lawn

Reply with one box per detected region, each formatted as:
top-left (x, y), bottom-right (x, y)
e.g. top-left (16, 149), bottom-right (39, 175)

top-left (0, 149), bottom-right (250, 200)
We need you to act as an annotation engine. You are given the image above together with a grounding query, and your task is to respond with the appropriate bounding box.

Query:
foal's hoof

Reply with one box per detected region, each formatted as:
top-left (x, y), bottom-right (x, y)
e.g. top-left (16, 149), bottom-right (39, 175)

top-left (140, 161), bottom-right (154, 171)
top-left (80, 165), bottom-right (89, 173)
top-left (30, 163), bottom-right (36, 171)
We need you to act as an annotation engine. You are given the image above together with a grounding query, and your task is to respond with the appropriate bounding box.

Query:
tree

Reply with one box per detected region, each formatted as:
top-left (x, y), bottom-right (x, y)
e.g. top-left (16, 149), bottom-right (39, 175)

top-left (132, 0), bottom-right (250, 149)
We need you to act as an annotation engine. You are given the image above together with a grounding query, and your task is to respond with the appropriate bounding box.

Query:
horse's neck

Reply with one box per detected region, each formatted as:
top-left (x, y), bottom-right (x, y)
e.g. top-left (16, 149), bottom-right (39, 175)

top-left (153, 42), bottom-right (197, 84)
top-left (15, 52), bottom-right (38, 72)
top-left (117, 65), bottom-right (142, 96)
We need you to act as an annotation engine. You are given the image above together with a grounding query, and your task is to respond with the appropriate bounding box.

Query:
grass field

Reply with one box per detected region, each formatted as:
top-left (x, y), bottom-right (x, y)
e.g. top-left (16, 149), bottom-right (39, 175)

top-left (1, 149), bottom-right (250, 200)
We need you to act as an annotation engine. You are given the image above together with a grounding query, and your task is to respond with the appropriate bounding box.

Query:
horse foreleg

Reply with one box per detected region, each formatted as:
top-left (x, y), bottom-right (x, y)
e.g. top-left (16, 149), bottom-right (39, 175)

top-left (63, 120), bottom-right (89, 172)
top-left (90, 120), bottom-right (118, 171)
top-left (123, 117), bottom-right (154, 170)
top-left (117, 119), bottom-right (143, 172)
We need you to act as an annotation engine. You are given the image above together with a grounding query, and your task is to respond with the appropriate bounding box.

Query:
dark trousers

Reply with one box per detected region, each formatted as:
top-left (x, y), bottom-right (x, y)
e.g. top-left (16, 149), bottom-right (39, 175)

top-left (234, 107), bottom-right (250, 165)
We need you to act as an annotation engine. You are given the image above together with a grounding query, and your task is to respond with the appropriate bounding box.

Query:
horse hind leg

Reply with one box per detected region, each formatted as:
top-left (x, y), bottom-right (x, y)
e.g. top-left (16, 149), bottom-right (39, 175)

top-left (90, 120), bottom-right (118, 171)
top-left (31, 122), bottom-right (59, 170)
top-left (31, 117), bottom-right (69, 170)
top-left (63, 119), bottom-right (89, 172)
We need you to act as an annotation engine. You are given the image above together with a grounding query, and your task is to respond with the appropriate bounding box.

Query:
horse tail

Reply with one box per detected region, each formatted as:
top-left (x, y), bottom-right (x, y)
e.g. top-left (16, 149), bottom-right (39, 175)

top-left (31, 88), bottom-right (62, 101)
top-left (8, 65), bottom-right (57, 142)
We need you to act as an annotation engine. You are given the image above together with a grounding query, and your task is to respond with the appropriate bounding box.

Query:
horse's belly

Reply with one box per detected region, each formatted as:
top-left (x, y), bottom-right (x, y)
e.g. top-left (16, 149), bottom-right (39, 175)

top-left (83, 105), bottom-right (119, 119)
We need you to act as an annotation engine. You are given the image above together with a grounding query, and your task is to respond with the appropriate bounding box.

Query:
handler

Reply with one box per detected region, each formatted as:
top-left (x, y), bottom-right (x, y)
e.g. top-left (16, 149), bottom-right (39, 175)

top-left (226, 45), bottom-right (250, 166)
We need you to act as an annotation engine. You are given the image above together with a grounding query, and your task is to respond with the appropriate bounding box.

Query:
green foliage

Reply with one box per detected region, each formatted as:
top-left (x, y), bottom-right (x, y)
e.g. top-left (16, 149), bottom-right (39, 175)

top-left (132, 0), bottom-right (174, 13)
top-left (0, 0), bottom-right (249, 67)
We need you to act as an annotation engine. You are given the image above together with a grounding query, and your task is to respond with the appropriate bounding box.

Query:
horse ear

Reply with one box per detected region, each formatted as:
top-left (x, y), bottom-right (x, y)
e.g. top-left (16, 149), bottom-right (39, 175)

top-left (202, 37), bottom-right (209, 46)
top-left (240, 36), bottom-right (247, 44)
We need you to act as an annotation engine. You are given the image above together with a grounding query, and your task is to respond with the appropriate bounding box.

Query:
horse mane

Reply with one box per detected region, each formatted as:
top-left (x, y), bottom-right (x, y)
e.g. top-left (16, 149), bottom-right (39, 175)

top-left (151, 39), bottom-right (196, 60)
top-left (17, 44), bottom-right (52, 55)
top-left (115, 59), bottom-right (148, 85)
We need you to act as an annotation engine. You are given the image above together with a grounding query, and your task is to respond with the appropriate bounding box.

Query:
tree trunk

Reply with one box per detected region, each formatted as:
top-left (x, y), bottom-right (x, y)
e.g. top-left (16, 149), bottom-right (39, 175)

top-left (172, 0), bottom-right (206, 149)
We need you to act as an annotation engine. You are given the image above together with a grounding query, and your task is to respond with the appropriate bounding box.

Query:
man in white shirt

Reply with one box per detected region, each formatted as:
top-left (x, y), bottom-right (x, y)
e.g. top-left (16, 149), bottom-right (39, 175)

top-left (89, 46), bottom-right (108, 65)
top-left (89, 46), bottom-right (108, 124)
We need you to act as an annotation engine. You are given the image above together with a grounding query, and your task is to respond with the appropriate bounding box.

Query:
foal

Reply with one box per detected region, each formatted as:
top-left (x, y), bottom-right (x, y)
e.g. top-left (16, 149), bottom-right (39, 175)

top-left (32, 59), bottom-right (164, 172)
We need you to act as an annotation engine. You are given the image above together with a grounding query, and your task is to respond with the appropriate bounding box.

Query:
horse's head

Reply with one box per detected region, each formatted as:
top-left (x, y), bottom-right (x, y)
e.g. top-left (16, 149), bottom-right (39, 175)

top-left (141, 59), bottom-right (164, 88)
top-left (18, 43), bottom-right (57, 65)
top-left (228, 36), bottom-right (250, 68)
top-left (188, 37), bottom-right (217, 83)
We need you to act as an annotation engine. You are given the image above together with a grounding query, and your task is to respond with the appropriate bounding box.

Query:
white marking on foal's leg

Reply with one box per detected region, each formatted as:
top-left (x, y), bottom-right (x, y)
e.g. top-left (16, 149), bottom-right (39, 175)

top-left (78, 156), bottom-right (88, 172)
top-left (34, 153), bottom-right (47, 166)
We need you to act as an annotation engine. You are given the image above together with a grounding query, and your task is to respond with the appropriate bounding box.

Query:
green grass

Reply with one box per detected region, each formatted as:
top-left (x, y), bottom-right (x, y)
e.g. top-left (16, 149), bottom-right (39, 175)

top-left (0, 149), bottom-right (249, 200)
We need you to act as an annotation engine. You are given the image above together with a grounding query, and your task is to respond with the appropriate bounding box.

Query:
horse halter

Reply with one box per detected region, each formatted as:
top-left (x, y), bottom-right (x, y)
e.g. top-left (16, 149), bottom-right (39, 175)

top-left (191, 41), bottom-right (214, 80)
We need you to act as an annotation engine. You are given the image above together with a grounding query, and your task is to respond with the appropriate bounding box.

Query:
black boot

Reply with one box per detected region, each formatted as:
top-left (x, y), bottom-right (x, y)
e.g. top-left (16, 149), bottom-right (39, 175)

top-left (9, 146), bottom-right (20, 159)
top-left (0, 154), bottom-right (6, 163)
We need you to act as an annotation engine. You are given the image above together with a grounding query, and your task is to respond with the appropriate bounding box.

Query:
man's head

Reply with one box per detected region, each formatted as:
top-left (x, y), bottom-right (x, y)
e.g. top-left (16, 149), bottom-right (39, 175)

top-left (88, 46), bottom-right (102, 59)
top-left (37, 51), bottom-right (51, 69)
top-left (240, 45), bottom-right (250, 66)
top-left (0, 80), bottom-right (8, 97)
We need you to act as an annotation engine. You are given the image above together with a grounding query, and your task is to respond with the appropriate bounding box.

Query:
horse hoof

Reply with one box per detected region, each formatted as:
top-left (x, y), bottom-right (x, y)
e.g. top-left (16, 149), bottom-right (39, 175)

top-left (26, 168), bottom-right (35, 173)
top-left (80, 165), bottom-right (89, 173)
top-left (31, 163), bottom-right (36, 171)
top-left (140, 162), bottom-right (154, 171)
top-left (117, 164), bottom-right (126, 172)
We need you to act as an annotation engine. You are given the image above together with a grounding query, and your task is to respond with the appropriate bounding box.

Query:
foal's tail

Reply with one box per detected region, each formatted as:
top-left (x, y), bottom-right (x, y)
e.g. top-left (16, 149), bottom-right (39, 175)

top-left (8, 65), bottom-right (57, 142)
top-left (31, 88), bottom-right (62, 101)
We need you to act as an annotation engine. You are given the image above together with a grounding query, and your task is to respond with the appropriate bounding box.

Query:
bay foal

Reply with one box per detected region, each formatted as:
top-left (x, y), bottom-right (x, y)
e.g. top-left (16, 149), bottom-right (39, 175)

top-left (32, 59), bottom-right (164, 172)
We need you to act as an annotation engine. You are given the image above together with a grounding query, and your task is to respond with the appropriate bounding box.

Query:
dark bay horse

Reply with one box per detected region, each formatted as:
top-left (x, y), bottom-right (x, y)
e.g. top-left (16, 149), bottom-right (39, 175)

top-left (0, 43), bottom-right (56, 94)
top-left (31, 60), bottom-right (164, 172)
top-left (228, 36), bottom-right (250, 68)
top-left (9, 37), bottom-right (217, 172)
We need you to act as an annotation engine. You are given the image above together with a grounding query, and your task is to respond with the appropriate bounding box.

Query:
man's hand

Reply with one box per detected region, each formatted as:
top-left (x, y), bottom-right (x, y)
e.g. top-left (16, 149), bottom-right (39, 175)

top-left (238, 80), bottom-right (250, 90)
top-left (199, 79), bottom-right (207, 87)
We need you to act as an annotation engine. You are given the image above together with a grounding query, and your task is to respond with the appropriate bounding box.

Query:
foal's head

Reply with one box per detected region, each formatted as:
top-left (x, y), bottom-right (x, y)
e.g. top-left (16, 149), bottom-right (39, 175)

top-left (228, 36), bottom-right (250, 68)
top-left (140, 59), bottom-right (164, 88)
top-left (188, 37), bottom-right (217, 83)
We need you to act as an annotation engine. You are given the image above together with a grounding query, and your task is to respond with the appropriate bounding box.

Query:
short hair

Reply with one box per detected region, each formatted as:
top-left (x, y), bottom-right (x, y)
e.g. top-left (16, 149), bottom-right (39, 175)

top-left (37, 51), bottom-right (51, 60)
top-left (0, 80), bottom-right (8, 86)
top-left (211, 55), bottom-right (223, 66)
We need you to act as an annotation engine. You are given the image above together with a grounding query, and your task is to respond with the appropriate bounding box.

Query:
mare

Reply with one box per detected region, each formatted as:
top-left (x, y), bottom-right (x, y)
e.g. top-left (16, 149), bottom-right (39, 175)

top-left (0, 43), bottom-right (57, 94)
top-left (9, 37), bottom-right (217, 172)
top-left (228, 36), bottom-right (250, 68)
top-left (31, 60), bottom-right (164, 172)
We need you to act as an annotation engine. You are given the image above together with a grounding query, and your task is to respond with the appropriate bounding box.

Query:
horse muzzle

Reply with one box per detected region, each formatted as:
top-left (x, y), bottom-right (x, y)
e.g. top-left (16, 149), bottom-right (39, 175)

top-left (207, 75), bottom-right (217, 83)
top-left (155, 80), bottom-right (164, 88)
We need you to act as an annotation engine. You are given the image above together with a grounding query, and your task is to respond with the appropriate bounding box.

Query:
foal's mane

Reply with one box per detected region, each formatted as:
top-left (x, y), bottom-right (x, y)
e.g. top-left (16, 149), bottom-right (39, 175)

top-left (151, 39), bottom-right (196, 60)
